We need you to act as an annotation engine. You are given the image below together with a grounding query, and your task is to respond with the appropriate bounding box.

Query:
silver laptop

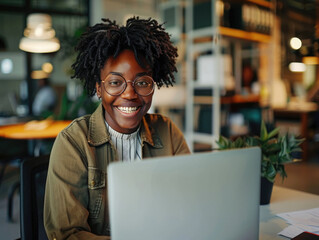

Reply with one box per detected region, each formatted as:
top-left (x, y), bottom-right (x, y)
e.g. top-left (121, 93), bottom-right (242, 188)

top-left (107, 147), bottom-right (261, 240)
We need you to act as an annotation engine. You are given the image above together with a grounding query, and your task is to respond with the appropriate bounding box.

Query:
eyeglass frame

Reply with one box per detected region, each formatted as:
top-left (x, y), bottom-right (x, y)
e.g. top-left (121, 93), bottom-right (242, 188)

top-left (101, 72), bottom-right (155, 97)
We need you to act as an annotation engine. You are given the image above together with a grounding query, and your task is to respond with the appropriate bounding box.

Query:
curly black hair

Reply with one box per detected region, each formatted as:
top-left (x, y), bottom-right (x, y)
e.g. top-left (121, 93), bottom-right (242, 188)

top-left (71, 16), bottom-right (178, 97)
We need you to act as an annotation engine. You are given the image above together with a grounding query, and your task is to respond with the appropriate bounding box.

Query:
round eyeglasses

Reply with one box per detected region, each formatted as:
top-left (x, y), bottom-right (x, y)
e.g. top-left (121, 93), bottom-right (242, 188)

top-left (102, 73), bottom-right (155, 97)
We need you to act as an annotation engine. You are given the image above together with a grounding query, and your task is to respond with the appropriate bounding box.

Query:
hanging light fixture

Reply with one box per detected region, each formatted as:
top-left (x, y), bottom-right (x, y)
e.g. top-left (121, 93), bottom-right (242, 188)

top-left (290, 37), bottom-right (302, 50)
top-left (19, 13), bottom-right (60, 53)
top-left (288, 62), bottom-right (306, 72)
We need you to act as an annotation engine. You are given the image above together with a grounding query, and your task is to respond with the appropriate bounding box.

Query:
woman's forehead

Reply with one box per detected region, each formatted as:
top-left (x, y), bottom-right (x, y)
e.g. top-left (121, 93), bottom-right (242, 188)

top-left (105, 50), bottom-right (150, 70)
top-left (101, 49), bottom-right (151, 79)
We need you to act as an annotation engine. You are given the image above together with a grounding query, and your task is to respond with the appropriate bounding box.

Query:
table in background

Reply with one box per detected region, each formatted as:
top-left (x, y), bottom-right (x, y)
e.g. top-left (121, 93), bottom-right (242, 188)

top-left (260, 186), bottom-right (319, 239)
top-left (0, 119), bottom-right (72, 221)
top-left (0, 119), bottom-right (72, 156)
top-left (0, 119), bottom-right (71, 139)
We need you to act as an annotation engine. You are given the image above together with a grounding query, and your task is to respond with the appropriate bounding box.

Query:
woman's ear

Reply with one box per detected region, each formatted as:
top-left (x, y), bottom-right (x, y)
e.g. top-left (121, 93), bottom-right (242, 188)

top-left (96, 82), bottom-right (102, 98)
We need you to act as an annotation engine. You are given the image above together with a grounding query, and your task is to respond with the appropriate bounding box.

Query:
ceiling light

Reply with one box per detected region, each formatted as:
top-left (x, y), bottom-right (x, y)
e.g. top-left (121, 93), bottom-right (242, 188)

top-left (288, 62), bottom-right (306, 72)
top-left (19, 13), bottom-right (60, 53)
top-left (290, 37), bottom-right (302, 50)
top-left (19, 37), bottom-right (60, 53)
top-left (42, 62), bottom-right (53, 73)
top-left (1, 58), bottom-right (13, 74)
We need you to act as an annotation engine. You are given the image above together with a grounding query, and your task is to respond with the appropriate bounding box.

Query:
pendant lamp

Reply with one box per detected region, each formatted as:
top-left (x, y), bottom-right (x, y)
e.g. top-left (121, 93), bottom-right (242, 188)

top-left (19, 13), bottom-right (60, 53)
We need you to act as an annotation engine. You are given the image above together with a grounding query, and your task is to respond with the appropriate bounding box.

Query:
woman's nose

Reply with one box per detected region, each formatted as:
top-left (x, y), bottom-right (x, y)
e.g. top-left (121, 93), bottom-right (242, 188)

top-left (121, 81), bottom-right (138, 99)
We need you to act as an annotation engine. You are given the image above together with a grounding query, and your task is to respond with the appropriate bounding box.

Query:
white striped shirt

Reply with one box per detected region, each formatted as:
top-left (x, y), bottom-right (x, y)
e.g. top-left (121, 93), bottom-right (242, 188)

top-left (105, 121), bottom-right (142, 161)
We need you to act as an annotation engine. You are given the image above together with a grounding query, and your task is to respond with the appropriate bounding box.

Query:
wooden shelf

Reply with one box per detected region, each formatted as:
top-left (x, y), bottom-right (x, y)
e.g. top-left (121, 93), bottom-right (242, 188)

top-left (302, 56), bottom-right (319, 65)
top-left (219, 27), bottom-right (271, 43)
top-left (194, 94), bottom-right (260, 105)
top-left (193, 27), bottom-right (271, 44)
top-left (246, 0), bottom-right (273, 9)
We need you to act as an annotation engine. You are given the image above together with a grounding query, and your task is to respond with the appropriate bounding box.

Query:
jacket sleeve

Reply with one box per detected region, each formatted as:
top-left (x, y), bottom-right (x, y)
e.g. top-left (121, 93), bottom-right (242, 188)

top-left (44, 131), bottom-right (109, 240)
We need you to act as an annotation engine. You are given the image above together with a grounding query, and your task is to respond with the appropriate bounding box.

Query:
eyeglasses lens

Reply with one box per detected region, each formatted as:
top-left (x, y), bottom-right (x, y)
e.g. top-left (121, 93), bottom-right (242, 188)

top-left (103, 75), bottom-right (154, 96)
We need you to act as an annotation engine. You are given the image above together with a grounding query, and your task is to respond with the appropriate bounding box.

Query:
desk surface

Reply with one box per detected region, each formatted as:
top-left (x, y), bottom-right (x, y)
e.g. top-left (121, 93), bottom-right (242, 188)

top-left (0, 119), bottom-right (72, 139)
top-left (260, 186), bottom-right (319, 239)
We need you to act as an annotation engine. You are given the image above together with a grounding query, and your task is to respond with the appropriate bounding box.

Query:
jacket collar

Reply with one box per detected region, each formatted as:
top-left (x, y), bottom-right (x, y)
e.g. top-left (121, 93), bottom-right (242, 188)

top-left (88, 103), bottom-right (163, 149)
top-left (140, 116), bottom-right (163, 148)
top-left (87, 103), bottom-right (109, 146)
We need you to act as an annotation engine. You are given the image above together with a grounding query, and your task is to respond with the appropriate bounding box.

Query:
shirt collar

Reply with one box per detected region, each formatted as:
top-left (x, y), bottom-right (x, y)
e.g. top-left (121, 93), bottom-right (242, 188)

top-left (105, 120), bottom-right (140, 140)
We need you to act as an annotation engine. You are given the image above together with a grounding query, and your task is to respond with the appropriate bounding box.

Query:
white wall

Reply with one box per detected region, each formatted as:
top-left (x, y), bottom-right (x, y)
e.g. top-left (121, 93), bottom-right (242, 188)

top-left (90, 0), bottom-right (159, 26)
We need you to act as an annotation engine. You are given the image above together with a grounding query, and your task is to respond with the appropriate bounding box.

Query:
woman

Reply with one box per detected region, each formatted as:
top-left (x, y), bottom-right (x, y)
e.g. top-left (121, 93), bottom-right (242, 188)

top-left (44, 17), bottom-right (190, 239)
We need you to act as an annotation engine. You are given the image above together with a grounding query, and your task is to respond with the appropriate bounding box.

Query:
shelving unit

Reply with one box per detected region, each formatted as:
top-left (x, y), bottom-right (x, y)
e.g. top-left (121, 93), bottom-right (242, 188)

top-left (192, 26), bottom-right (272, 44)
top-left (219, 26), bottom-right (271, 43)
top-left (184, 0), bottom-right (275, 151)
top-left (246, 0), bottom-right (272, 8)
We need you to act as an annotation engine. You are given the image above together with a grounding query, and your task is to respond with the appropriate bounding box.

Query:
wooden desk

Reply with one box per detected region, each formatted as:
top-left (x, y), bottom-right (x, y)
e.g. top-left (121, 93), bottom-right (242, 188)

top-left (260, 186), bottom-right (319, 239)
top-left (0, 119), bottom-right (72, 156)
top-left (0, 119), bottom-right (72, 222)
top-left (273, 107), bottom-right (319, 161)
top-left (0, 119), bottom-right (71, 140)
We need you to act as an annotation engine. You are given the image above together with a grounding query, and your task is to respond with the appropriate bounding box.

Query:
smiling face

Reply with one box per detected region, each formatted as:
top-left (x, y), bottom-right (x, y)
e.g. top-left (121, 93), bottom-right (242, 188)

top-left (96, 49), bottom-right (154, 134)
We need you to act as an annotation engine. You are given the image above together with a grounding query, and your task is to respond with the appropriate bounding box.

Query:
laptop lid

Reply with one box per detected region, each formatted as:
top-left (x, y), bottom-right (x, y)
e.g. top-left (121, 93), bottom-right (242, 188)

top-left (107, 147), bottom-right (261, 240)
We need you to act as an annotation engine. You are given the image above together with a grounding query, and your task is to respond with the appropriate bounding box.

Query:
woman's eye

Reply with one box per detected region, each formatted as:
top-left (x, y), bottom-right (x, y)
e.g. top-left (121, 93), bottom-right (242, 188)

top-left (108, 79), bottom-right (123, 87)
top-left (136, 80), bottom-right (150, 87)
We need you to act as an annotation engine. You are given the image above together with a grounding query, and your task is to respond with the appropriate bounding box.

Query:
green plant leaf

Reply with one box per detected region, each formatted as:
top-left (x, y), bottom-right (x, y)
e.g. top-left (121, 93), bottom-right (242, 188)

top-left (264, 142), bottom-right (280, 155)
top-left (215, 123), bottom-right (304, 183)
top-left (216, 136), bottom-right (231, 149)
top-left (282, 139), bottom-right (288, 158)
top-left (269, 154), bottom-right (279, 164)
top-left (266, 164), bottom-right (277, 179)
top-left (260, 121), bottom-right (268, 141)
top-left (277, 165), bottom-right (288, 182)
top-left (267, 127), bottom-right (280, 139)
top-left (246, 136), bottom-right (259, 147)
top-left (233, 137), bottom-right (245, 148)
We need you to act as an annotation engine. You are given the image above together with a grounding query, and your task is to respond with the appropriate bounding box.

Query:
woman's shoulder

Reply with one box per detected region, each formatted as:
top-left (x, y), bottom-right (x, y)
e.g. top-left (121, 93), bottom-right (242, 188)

top-left (143, 113), bottom-right (179, 131)
top-left (60, 114), bottom-right (91, 137)
top-left (144, 113), bottom-right (171, 124)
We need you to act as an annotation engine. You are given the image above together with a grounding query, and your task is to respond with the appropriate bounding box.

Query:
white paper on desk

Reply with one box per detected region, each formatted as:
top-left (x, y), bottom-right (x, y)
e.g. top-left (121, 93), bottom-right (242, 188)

top-left (278, 225), bottom-right (304, 239)
top-left (277, 208), bottom-right (319, 238)
top-left (277, 208), bottom-right (319, 227)
top-left (278, 224), bottom-right (319, 239)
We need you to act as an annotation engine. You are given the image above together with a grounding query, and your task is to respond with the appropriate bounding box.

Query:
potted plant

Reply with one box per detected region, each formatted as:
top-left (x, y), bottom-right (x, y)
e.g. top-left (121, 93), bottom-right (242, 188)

top-left (216, 121), bottom-right (304, 205)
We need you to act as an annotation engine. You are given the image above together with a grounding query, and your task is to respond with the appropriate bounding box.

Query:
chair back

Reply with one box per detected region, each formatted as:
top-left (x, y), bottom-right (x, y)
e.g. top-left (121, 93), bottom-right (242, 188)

top-left (20, 155), bottom-right (49, 240)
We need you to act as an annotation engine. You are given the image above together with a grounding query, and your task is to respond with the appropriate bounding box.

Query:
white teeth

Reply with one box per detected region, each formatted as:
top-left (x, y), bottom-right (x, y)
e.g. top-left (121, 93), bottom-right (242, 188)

top-left (117, 106), bottom-right (138, 113)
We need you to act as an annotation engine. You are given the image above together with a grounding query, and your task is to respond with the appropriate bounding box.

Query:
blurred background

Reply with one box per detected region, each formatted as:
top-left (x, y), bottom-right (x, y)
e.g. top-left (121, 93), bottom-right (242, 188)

top-left (0, 0), bottom-right (318, 152)
top-left (0, 1), bottom-right (319, 237)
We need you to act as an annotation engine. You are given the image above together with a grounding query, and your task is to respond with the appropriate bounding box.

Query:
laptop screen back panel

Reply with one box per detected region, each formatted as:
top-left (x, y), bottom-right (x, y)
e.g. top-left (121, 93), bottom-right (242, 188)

top-left (108, 147), bottom-right (261, 240)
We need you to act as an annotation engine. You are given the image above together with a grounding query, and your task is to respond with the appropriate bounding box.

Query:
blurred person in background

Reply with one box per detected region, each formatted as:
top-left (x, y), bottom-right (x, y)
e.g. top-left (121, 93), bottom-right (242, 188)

top-left (32, 73), bottom-right (57, 117)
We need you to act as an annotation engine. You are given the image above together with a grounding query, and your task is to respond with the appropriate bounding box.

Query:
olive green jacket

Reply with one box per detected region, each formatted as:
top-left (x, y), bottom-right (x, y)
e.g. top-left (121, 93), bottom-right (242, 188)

top-left (44, 104), bottom-right (190, 240)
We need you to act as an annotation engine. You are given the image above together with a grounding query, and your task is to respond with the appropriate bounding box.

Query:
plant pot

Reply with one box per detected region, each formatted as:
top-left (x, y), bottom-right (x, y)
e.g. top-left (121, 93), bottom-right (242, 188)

top-left (260, 177), bottom-right (274, 205)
